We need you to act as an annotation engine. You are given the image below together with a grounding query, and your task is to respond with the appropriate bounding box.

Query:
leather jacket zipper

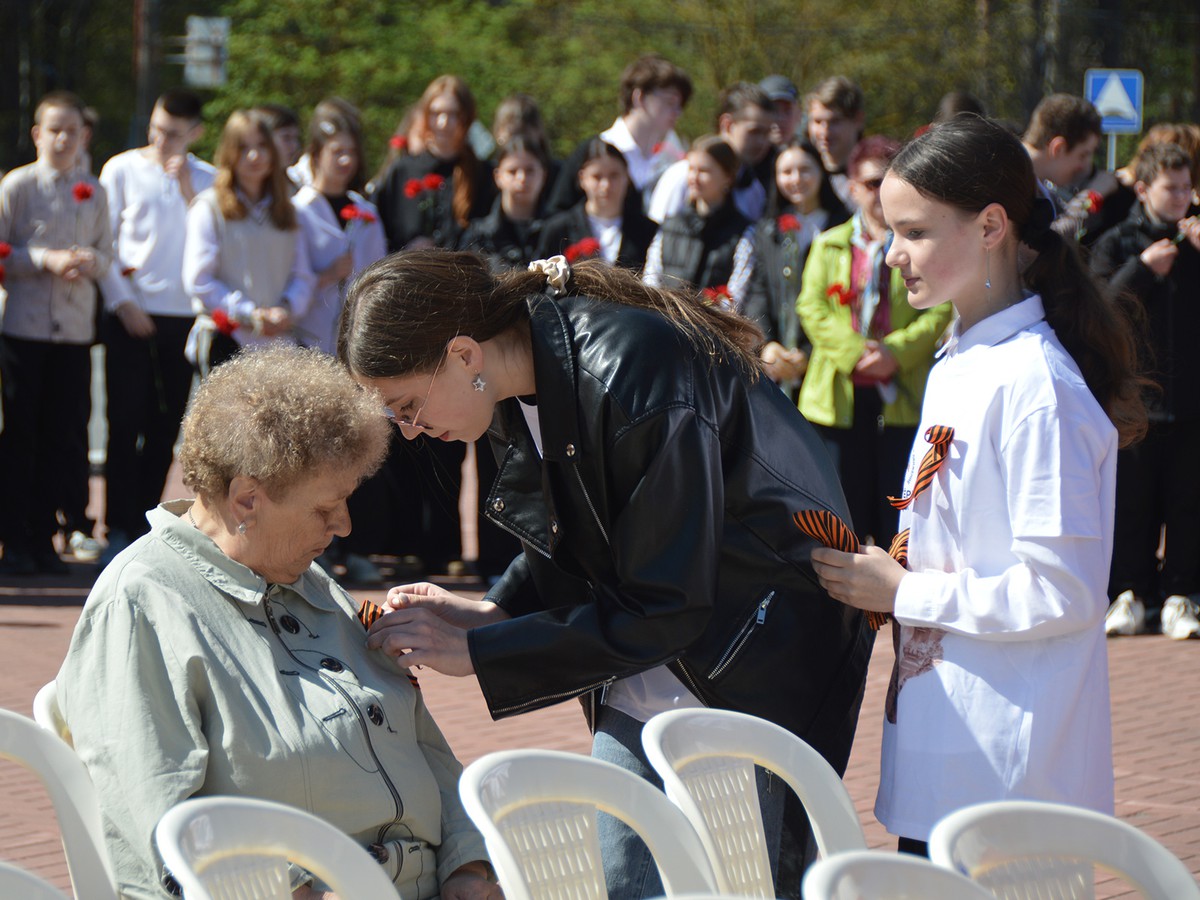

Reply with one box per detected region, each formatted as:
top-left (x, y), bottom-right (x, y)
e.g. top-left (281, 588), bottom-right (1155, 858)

top-left (492, 675), bottom-right (618, 717)
top-left (572, 465), bottom-right (611, 547)
top-left (707, 591), bottom-right (775, 680)
top-left (263, 595), bottom-right (405, 844)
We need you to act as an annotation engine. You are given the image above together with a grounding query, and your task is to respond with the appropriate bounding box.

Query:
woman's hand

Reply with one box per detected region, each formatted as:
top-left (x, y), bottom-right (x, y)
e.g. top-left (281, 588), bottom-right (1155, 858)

top-left (318, 251), bottom-right (354, 289)
top-left (811, 545), bottom-right (906, 613)
top-left (386, 582), bottom-right (510, 629)
top-left (441, 863), bottom-right (504, 900)
top-left (853, 340), bottom-right (898, 381)
top-left (254, 306), bottom-right (294, 337)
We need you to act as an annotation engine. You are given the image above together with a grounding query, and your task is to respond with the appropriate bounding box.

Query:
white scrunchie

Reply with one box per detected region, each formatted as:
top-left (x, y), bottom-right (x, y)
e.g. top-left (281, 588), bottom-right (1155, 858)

top-left (528, 255), bottom-right (570, 297)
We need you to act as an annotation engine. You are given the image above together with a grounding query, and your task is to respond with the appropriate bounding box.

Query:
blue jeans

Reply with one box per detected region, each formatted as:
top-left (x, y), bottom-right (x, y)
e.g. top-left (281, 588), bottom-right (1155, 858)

top-left (592, 706), bottom-right (802, 900)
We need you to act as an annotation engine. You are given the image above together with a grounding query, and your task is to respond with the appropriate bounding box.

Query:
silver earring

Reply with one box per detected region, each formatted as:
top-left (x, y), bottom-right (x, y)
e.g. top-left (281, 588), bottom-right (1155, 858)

top-left (237, 521), bottom-right (247, 535)
top-left (472, 374), bottom-right (486, 392)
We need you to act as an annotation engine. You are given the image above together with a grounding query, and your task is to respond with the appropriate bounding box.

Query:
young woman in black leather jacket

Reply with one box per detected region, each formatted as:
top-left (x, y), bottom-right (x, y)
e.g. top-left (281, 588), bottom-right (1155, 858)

top-left (338, 250), bottom-right (873, 900)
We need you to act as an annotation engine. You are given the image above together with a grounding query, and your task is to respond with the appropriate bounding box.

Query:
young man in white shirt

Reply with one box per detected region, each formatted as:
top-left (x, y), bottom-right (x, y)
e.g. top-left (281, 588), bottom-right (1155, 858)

top-left (0, 91), bottom-right (112, 575)
top-left (545, 55), bottom-right (693, 216)
top-left (99, 89), bottom-right (215, 563)
top-left (647, 81), bottom-right (776, 225)
top-left (806, 76), bottom-right (866, 210)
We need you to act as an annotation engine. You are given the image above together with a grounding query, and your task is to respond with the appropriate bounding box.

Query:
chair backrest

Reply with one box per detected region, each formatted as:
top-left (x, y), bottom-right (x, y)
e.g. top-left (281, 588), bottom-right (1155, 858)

top-left (0, 708), bottom-right (118, 900)
top-left (0, 861), bottom-right (73, 900)
top-left (458, 749), bottom-right (718, 900)
top-left (929, 799), bottom-right (1200, 900)
top-left (802, 849), bottom-right (997, 900)
top-left (155, 795), bottom-right (401, 900)
top-left (33, 680), bottom-right (73, 746)
top-left (641, 708), bottom-right (867, 897)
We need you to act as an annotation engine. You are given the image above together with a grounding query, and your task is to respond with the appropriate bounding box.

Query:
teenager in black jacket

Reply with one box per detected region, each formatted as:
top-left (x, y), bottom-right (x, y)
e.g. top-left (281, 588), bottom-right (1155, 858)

top-left (643, 135), bottom-right (755, 310)
top-left (537, 138), bottom-right (657, 271)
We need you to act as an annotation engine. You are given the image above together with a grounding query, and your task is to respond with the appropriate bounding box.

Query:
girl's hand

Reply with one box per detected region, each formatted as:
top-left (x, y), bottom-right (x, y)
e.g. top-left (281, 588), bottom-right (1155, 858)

top-left (366, 605), bottom-right (475, 675)
top-left (812, 545), bottom-right (906, 613)
top-left (255, 306), bottom-right (293, 337)
top-left (386, 582), bottom-right (510, 629)
top-left (319, 251), bottom-right (354, 288)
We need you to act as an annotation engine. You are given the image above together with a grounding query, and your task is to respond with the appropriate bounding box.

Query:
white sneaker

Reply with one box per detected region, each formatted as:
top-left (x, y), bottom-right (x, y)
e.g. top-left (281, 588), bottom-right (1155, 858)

top-left (1105, 590), bottom-right (1146, 636)
top-left (68, 530), bottom-right (103, 562)
top-left (1160, 595), bottom-right (1200, 640)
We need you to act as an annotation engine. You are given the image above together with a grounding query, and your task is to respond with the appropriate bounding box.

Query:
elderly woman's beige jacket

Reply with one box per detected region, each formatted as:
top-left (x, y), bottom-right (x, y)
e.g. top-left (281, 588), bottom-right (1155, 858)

top-left (59, 501), bottom-right (487, 900)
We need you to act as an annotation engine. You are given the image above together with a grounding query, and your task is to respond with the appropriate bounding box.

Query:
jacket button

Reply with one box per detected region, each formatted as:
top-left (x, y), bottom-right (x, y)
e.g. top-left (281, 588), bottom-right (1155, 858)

top-left (492, 498), bottom-right (505, 513)
top-left (367, 703), bottom-right (384, 726)
top-left (279, 615), bottom-right (300, 634)
top-left (367, 842), bottom-right (390, 864)
top-left (550, 519), bottom-right (559, 535)
top-left (565, 443), bottom-right (576, 457)
top-left (319, 657), bottom-right (343, 672)
top-left (782, 265), bottom-right (793, 277)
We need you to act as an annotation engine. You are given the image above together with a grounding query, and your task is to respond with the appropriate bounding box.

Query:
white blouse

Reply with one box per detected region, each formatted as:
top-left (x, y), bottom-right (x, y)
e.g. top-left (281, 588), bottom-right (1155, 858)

top-left (876, 295), bottom-right (1116, 841)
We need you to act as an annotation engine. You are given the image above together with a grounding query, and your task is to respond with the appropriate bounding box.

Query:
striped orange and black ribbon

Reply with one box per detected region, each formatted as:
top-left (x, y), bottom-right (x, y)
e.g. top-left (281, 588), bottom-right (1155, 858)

top-left (795, 425), bottom-right (953, 630)
top-left (357, 599), bottom-right (420, 689)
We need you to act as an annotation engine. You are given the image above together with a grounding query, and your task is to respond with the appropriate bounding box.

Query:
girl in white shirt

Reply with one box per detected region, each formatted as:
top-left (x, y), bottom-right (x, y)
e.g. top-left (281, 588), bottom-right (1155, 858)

top-left (183, 109), bottom-right (313, 373)
top-left (811, 116), bottom-right (1147, 854)
top-left (294, 107), bottom-right (386, 354)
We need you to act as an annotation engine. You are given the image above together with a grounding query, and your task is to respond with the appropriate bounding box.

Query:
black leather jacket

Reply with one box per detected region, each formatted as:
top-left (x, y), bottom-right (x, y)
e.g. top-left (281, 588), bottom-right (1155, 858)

top-left (468, 292), bottom-right (873, 773)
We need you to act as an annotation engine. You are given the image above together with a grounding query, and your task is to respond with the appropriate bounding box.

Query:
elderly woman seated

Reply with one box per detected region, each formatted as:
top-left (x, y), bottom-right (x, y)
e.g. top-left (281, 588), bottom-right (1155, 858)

top-left (57, 345), bottom-right (498, 900)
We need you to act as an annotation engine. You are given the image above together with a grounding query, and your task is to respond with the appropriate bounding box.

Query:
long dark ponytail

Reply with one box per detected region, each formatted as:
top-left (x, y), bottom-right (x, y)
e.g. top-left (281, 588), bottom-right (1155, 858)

top-left (338, 250), bottom-right (763, 378)
top-left (889, 116), bottom-right (1147, 446)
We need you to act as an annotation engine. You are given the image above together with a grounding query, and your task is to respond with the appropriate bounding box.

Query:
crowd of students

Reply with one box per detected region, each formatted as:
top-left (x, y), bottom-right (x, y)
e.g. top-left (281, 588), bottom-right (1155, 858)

top-left (0, 56), bottom-right (1198, 646)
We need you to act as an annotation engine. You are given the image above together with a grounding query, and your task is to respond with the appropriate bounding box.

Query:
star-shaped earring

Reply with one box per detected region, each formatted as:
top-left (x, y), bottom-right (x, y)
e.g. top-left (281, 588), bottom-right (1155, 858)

top-left (472, 374), bottom-right (486, 392)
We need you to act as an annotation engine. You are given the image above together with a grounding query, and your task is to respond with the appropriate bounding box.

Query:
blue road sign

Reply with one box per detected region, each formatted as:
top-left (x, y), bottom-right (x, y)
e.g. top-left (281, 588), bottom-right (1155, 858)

top-left (1085, 69), bottom-right (1144, 135)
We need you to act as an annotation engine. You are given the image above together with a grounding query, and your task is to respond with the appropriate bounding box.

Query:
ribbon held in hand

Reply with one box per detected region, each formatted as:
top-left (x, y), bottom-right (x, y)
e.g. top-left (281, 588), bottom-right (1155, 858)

top-left (793, 509), bottom-right (891, 629)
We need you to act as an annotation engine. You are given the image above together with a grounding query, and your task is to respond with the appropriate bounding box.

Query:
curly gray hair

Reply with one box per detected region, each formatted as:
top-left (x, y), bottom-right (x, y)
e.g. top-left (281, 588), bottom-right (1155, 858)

top-left (179, 344), bottom-right (390, 499)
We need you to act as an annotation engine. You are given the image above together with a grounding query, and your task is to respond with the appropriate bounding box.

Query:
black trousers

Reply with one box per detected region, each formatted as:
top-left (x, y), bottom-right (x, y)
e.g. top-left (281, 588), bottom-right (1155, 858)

top-left (1109, 418), bottom-right (1200, 605)
top-left (0, 335), bottom-right (92, 553)
top-left (102, 314), bottom-right (195, 538)
top-left (817, 387), bottom-right (915, 547)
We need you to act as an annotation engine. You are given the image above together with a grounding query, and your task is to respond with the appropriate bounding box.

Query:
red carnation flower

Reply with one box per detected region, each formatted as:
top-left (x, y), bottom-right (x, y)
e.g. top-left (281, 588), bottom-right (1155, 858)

top-left (564, 237), bottom-right (601, 262)
top-left (1084, 189), bottom-right (1104, 215)
top-left (827, 283), bottom-right (854, 306)
top-left (777, 214), bottom-right (802, 233)
top-left (403, 178), bottom-right (423, 199)
top-left (0, 242), bottom-right (11, 259)
top-left (0, 263), bottom-right (6, 285)
top-left (652, 142), bottom-right (666, 155)
top-left (701, 285), bottom-right (732, 307)
top-left (421, 173), bottom-right (445, 191)
top-left (340, 205), bottom-right (360, 221)
top-left (211, 309), bottom-right (240, 336)
top-left (72, 182), bottom-right (94, 202)
top-left (389, 135), bottom-right (408, 151)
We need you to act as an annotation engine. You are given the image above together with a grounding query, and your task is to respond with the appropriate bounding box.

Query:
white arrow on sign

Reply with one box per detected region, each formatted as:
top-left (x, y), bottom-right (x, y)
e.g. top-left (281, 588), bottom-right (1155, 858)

top-left (1094, 73), bottom-right (1137, 120)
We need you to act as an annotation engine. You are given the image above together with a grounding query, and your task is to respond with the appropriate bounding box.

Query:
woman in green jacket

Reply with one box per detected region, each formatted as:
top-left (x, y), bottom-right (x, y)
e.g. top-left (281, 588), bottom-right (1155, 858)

top-left (797, 136), bottom-right (952, 545)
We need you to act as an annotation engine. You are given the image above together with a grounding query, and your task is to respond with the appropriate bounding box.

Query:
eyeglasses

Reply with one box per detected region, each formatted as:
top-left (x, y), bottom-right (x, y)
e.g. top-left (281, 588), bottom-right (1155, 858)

top-left (382, 348), bottom-right (448, 429)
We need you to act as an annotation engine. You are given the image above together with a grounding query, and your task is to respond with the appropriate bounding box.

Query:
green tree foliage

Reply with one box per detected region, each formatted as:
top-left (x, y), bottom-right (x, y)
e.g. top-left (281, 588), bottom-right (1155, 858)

top-left (3, 0), bottom-right (1197, 175)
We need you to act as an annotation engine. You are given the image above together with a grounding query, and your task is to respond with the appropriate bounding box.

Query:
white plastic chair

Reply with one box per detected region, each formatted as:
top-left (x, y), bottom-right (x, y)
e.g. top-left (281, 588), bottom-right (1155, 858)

top-left (0, 861), bottom-right (73, 900)
top-left (458, 749), bottom-right (718, 900)
top-left (0, 707), bottom-right (118, 900)
top-left (929, 799), bottom-right (1200, 899)
top-left (641, 708), bottom-right (867, 897)
top-left (155, 795), bottom-right (401, 899)
top-left (33, 680), bottom-right (73, 745)
top-left (802, 849), bottom-right (997, 899)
